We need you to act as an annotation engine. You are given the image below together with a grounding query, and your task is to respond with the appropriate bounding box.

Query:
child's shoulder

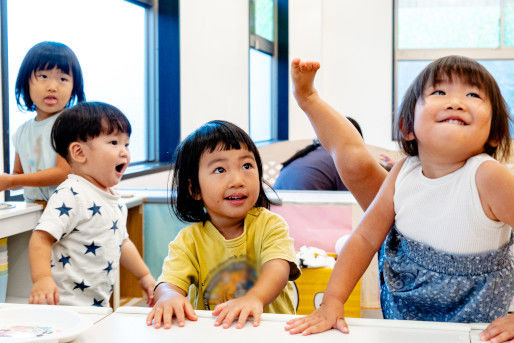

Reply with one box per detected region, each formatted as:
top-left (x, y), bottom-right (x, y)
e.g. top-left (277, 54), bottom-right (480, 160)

top-left (246, 207), bottom-right (287, 229)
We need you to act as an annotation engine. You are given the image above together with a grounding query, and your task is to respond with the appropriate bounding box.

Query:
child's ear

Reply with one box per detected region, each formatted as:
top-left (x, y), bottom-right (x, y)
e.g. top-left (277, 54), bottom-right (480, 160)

top-left (487, 138), bottom-right (499, 148)
top-left (69, 142), bottom-right (86, 164)
top-left (399, 118), bottom-right (416, 141)
top-left (188, 179), bottom-right (202, 200)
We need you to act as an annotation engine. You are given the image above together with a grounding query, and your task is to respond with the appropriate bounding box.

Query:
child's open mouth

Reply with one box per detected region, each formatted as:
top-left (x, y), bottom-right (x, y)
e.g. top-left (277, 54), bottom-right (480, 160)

top-left (438, 117), bottom-right (468, 125)
top-left (224, 194), bottom-right (247, 205)
top-left (115, 163), bottom-right (125, 174)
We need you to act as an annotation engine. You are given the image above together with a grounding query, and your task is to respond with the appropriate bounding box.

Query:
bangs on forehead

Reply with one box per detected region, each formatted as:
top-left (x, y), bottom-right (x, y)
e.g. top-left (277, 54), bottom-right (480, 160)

top-left (424, 58), bottom-right (489, 91)
top-left (100, 115), bottom-right (132, 136)
top-left (201, 122), bottom-right (255, 154)
top-left (36, 54), bottom-right (73, 75)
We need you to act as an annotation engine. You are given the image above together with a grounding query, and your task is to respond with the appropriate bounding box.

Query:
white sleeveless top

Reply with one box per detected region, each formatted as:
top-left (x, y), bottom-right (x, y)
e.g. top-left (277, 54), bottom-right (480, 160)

top-left (394, 153), bottom-right (511, 254)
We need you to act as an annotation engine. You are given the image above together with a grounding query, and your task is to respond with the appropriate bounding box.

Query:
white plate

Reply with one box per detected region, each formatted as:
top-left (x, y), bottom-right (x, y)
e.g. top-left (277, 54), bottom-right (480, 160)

top-left (0, 203), bottom-right (14, 210)
top-left (0, 307), bottom-right (92, 342)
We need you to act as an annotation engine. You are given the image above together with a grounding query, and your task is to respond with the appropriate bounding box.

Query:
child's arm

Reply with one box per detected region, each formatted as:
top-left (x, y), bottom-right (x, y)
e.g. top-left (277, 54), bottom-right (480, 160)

top-left (285, 159), bottom-right (403, 335)
top-left (120, 238), bottom-right (156, 305)
top-left (476, 160), bottom-right (514, 227)
top-left (146, 282), bottom-right (198, 329)
top-left (29, 230), bottom-right (59, 305)
top-left (211, 258), bottom-right (290, 329)
top-left (291, 58), bottom-right (387, 210)
top-left (0, 153), bottom-right (70, 191)
top-left (480, 314), bottom-right (514, 343)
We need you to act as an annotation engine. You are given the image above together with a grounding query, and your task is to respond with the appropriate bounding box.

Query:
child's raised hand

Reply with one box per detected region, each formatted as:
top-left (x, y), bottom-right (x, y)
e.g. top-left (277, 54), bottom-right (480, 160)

top-left (284, 295), bottom-right (347, 336)
top-left (291, 58), bottom-right (320, 103)
top-left (29, 276), bottom-right (59, 305)
top-left (212, 294), bottom-right (264, 329)
top-left (480, 314), bottom-right (514, 343)
top-left (146, 285), bottom-right (197, 329)
top-left (139, 273), bottom-right (156, 306)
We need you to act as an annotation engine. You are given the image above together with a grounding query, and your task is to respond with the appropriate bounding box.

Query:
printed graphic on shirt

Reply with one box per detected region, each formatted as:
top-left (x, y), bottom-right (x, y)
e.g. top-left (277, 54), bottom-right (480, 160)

top-left (203, 255), bottom-right (257, 310)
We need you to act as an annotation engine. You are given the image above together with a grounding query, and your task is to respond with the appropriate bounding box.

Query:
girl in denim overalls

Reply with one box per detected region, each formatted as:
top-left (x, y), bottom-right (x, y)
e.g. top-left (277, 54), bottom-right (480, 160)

top-left (285, 56), bottom-right (514, 341)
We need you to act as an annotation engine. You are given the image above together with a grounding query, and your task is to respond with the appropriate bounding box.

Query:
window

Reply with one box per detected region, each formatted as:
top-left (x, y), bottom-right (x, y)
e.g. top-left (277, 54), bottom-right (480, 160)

top-left (249, 0), bottom-right (276, 142)
top-left (2, 0), bottom-right (155, 198)
top-left (395, 0), bottom-right (514, 136)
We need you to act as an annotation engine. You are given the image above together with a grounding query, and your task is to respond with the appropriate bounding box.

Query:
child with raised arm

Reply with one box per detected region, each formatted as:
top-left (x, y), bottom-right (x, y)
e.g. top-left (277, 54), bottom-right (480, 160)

top-left (146, 120), bottom-right (300, 330)
top-left (29, 102), bottom-right (155, 307)
top-left (1, 41), bottom-right (86, 201)
top-left (285, 57), bottom-right (514, 343)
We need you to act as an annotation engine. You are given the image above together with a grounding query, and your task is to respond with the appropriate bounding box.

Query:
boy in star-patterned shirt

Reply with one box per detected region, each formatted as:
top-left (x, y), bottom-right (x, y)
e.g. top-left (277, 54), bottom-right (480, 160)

top-left (28, 102), bottom-right (155, 307)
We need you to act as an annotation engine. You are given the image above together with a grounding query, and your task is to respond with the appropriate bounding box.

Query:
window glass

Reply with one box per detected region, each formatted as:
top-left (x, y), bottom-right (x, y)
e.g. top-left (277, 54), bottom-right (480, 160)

top-left (397, 60), bottom-right (514, 137)
top-left (397, 0), bottom-right (500, 49)
top-left (504, 0), bottom-right (514, 46)
top-left (7, 0), bottom-right (147, 168)
top-left (254, 0), bottom-right (274, 41)
top-left (249, 48), bottom-right (272, 142)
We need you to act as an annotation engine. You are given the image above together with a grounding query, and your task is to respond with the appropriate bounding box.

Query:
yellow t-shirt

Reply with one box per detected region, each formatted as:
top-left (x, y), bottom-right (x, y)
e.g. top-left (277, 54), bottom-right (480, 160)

top-left (158, 207), bottom-right (301, 314)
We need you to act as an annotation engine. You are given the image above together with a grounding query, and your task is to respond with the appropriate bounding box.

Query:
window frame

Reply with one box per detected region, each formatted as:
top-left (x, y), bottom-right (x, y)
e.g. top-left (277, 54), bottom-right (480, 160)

top-left (249, 0), bottom-right (289, 144)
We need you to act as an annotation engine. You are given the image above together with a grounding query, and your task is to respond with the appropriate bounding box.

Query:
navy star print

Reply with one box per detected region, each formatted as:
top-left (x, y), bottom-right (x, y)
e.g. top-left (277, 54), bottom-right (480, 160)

top-left (84, 241), bottom-right (101, 255)
top-left (53, 188), bottom-right (62, 195)
top-left (73, 280), bottom-right (90, 292)
top-left (110, 220), bottom-right (119, 233)
top-left (70, 187), bottom-right (78, 196)
top-left (55, 203), bottom-right (72, 217)
top-left (92, 298), bottom-right (104, 307)
top-left (58, 255), bottom-right (71, 267)
top-left (88, 203), bottom-right (102, 216)
top-left (118, 204), bottom-right (123, 211)
top-left (104, 261), bottom-right (113, 274)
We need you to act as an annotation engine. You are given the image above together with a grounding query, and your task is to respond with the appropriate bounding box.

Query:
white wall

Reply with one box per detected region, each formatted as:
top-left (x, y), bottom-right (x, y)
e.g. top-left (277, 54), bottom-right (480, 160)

top-left (289, 0), bottom-right (395, 149)
top-left (180, 0), bottom-right (249, 138)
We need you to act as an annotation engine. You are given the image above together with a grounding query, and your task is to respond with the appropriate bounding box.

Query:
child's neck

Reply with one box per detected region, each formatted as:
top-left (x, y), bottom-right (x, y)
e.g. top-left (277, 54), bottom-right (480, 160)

top-left (418, 150), bottom-right (471, 178)
top-left (210, 217), bottom-right (245, 240)
top-left (35, 109), bottom-right (59, 121)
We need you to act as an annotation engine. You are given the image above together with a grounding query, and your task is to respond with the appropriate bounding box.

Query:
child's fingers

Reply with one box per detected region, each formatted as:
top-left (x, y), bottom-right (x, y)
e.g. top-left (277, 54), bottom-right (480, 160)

top-left (146, 309), bottom-right (155, 326)
top-left (174, 305), bottom-right (186, 327)
top-left (286, 319), bottom-right (312, 335)
top-left (54, 288), bottom-right (60, 305)
top-left (162, 307), bottom-right (174, 329)
top-left (334, 317), bottom-right (349, 334)
top-left (291, 58), bottom-right (301, 68)
top-left (153, 306), bottom-right (164, 329)
top-left (221, 309), bottom-right (239, 329)
top-left (488, 331), bottom-right (512, 343)
top-left (214, 307), bottom-right (230, 327)
top-left (481, 323), bottom-right (502, 341)
top-left (236, 308), bottom-right (250, 329)
top-left (46, 291), bottom-right (56, 305)
top-left (252, 310), bottom-right (262, 327)
top-left (184, 301), bottom-right (198, 321)
top-left (212, 302), bottom-right (227, 315)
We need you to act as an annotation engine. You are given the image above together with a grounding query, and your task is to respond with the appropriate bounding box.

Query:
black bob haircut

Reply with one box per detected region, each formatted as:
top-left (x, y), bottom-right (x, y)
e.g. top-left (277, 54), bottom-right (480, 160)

top-left (396, 55), bottom-right (512, 161)
top-left (51, 102), bottom-right (131, 161)
top-left (171, 120), bottom-right (271, 223)
top-left (15, 41), bottom-right (85, 111)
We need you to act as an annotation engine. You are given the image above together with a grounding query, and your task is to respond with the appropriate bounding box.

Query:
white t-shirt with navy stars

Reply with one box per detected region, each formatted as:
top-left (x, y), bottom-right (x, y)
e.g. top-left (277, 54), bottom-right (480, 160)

top-left (35, 174), bottom-right (129, 307)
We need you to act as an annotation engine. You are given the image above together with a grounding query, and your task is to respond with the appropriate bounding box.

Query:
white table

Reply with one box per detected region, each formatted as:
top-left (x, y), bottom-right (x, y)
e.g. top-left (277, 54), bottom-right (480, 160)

top-left (73, 307), bottom-right (486, 343)
top-left (0, 302), bottom-right (112, 324)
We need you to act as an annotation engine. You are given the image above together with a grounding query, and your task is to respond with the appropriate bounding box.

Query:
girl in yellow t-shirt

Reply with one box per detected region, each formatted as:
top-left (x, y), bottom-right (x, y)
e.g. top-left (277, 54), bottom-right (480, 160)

top-left (147, 120), bottom-right (300, 330)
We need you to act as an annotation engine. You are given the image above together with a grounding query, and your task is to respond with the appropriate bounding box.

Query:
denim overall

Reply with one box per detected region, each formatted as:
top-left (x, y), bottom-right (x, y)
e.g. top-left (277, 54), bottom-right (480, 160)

top-left (378, 225), bottom-right (514, 322)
